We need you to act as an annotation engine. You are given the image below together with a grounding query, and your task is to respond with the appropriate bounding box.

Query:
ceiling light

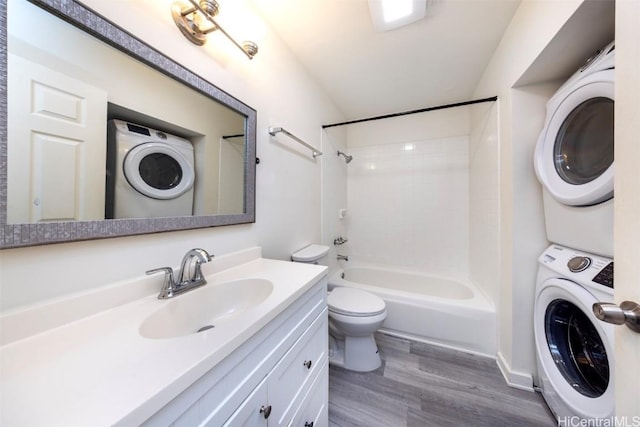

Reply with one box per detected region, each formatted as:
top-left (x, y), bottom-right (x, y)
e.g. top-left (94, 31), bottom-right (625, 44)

top-left (368, 0), bottom-right (427, 32)
top-left (382, 0), bottom-right (413, 22)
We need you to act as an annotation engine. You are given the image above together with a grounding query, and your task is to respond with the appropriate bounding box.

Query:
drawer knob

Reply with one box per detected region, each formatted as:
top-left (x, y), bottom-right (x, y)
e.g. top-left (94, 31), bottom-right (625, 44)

top-left (303, 360), bottom-right (312, 369)
top-left (305, 422), bottom-right (314, 427)
top-left (260, 405), bottom-right (272, 419)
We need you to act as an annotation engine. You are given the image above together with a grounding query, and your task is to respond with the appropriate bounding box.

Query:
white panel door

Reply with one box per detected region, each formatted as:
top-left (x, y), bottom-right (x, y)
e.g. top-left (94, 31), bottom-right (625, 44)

top-left (7, 53), bottom-right (108, 223)
top-left (614, 0), bottom-right (640, 418)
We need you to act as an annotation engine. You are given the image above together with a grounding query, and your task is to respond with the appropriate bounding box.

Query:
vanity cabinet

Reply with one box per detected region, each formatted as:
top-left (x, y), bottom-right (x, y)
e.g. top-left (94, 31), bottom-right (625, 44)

top-left (141, 278), bottom-right (328, 427)
top-left (267, 311), bottom-right (327, 426)
top-left (223, 316), bottom-right (328, 427)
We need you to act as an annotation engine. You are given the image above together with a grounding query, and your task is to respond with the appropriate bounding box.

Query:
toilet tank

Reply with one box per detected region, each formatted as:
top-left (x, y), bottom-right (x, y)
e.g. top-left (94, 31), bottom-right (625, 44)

top-left (291, 244), bottom-right (330, 264)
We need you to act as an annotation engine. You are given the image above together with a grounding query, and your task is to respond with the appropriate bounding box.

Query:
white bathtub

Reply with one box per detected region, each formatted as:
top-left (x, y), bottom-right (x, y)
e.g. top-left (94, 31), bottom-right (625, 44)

top-left (328, 264), bottom-right (496, 357)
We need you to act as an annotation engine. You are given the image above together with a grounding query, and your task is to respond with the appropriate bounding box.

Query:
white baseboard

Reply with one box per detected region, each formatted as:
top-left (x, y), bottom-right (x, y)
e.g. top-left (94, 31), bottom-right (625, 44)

top-left (496, 351), bottom-right (534, 391)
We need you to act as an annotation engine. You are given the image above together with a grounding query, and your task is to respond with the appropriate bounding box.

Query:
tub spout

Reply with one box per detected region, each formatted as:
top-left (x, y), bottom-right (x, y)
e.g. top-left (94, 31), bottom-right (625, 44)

top-left (337, 254), bottom-right (349, 261)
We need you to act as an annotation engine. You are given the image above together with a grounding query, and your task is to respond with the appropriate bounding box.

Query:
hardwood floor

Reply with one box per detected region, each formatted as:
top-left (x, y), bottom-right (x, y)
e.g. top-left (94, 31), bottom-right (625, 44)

top-left (328, 333), bottom-right (556, 427)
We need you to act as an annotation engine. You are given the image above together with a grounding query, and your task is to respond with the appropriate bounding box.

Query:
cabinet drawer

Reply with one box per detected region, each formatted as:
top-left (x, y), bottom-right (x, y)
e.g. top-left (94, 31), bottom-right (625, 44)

top-left (288, 359), bottom-right (328, 427)
top-left (269, 309), bottom-right (327, 426)
top-left (222, 377), bottom-right (268, 427)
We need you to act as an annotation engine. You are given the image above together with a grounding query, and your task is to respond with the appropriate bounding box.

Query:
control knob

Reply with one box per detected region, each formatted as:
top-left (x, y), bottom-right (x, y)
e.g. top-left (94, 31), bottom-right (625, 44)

top-left (567, 256), bottom-right (591, 273)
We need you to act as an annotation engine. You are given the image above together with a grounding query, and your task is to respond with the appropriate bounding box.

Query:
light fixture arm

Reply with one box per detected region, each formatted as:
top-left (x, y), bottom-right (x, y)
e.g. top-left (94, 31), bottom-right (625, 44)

top-left (172, 0), bottom-right (258, 59)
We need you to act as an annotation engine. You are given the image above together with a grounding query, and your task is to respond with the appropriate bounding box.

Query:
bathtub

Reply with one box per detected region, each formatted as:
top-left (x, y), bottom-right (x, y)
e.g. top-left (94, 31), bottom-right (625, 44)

top-left (328, 264), bottom-right (496, 357)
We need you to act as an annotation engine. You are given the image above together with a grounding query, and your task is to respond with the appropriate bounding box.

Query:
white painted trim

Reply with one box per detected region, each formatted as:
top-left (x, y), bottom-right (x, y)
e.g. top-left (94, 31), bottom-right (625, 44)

top-left (496, 351), bottom-right (534, 391)
top-left (379, 329), bottom-right (495, 359)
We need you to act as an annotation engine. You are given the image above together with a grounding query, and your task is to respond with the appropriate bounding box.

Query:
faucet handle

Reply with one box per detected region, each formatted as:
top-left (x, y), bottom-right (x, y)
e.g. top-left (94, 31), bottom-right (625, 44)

top-left (146, 267), bottom-right (177, 299)
top-left (333, 237), bottom-right (348, 245)
top-left (191, 249), bottom-right (212, 281)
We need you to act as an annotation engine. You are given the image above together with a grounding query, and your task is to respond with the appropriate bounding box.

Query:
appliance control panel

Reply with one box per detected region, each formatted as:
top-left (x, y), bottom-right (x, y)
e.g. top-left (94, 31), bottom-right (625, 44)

top-left (592, 262), bottom-right (614, 289)
top-left (539, 244), bottom-right (614, 291)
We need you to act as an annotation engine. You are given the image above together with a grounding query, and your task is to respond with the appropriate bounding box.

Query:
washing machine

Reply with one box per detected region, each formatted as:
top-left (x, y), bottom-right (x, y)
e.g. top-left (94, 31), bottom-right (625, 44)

top-left (534, 244), bottom-right (614, 421)
top-left (534, 41), bottom-right (615, 257)
top-left (106, 120), bottom-right (195, 219)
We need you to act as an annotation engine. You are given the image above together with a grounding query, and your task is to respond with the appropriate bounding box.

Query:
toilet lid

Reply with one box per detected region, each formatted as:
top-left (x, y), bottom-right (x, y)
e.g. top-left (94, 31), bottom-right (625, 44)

top-left (291, 244), bottom-right (330, 262)
top-left (328, 287), bottom-right (386, 317)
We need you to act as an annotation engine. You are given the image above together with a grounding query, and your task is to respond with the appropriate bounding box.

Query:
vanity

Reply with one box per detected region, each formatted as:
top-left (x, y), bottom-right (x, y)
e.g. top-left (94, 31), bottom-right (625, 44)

top-left (0, 248), bottom-right (329, 426)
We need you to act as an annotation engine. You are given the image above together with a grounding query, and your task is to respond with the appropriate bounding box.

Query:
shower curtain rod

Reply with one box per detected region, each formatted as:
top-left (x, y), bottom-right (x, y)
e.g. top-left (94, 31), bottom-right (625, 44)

top-left (322, 96), bottom-right (498, 129)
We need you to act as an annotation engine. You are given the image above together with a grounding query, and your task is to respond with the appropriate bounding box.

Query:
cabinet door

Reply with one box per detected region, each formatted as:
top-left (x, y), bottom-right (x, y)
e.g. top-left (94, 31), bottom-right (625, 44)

top-left (268, 311), bottom-right (328, 426)
top-left (288, 360), bottom-right (328, 427)
top-left (221, 377), bottom-right (268, 427)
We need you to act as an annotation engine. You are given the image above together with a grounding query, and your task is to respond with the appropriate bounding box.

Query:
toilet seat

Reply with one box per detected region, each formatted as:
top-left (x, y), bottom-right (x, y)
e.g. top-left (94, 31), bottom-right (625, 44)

top-left (328, 287), bottom-right (386, 317)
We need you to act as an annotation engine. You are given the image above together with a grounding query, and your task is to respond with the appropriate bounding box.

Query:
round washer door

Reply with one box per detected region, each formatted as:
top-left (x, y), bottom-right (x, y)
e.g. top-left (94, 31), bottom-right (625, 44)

top-left (534, 70), bottom-right (614, 206)
top-left (534, 278), bottom-right (614, 419)
top-left (123, 142), bottom-right (194, 200)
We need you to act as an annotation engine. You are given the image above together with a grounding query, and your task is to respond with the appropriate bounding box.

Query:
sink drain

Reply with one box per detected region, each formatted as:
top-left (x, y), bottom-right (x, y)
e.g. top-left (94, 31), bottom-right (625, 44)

top-left (196, 325), bottom-right (215, 333)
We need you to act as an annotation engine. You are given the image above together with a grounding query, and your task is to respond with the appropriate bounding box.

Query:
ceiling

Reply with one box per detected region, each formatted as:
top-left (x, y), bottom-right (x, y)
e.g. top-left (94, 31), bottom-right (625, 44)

top-left (253, 0), bottom-right (522, 121)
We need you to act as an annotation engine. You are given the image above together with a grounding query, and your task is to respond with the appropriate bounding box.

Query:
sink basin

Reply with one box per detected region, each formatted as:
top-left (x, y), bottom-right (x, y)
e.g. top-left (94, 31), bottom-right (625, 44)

top-left (139, 278), bottom-right (274, 339)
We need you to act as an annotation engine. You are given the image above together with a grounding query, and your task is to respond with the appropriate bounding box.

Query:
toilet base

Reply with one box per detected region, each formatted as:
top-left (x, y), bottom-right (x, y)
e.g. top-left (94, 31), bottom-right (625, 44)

top-left (329, 334), bottom-right (382, 372)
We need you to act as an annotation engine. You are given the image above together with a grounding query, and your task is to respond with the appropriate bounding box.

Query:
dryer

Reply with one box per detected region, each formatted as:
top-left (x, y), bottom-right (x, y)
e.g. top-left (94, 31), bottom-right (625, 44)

top-left (534, 244), bottom-right (614, 421)
top-left (106, 120), bottom-right (195, 219)
top-left (534, 41), bottom-right (615, 257)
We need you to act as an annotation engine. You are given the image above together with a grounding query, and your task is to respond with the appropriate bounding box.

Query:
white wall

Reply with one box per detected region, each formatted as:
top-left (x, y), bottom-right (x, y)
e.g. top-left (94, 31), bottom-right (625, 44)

top-left (0, 0), bottom-right (344, 310)
top-left (508, 82), bottom-right (562, 379)
top-left (344, 108), bottom-right (470, 279)
top-left (471, 0), bottom-right (615, 388)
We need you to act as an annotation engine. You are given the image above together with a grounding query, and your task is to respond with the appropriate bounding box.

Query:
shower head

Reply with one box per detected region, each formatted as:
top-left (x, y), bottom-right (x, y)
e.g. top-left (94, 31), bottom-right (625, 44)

top-left (337, 150), bottom-right (353, 164)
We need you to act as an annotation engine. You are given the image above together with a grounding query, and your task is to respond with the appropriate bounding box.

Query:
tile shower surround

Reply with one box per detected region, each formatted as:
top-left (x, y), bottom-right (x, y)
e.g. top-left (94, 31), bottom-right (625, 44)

top-left (347, 135), bottom-right (469, 279)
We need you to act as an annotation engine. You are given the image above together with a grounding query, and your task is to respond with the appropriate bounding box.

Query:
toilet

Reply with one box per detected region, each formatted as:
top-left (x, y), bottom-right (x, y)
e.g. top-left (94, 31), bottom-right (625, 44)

top-left (291, 244), bottom-right (387, 372)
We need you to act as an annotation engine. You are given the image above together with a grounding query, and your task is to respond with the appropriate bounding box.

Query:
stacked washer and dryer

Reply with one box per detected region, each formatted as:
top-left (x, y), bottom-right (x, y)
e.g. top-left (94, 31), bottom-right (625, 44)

top-left (533, 41), bottom-right (616, 421)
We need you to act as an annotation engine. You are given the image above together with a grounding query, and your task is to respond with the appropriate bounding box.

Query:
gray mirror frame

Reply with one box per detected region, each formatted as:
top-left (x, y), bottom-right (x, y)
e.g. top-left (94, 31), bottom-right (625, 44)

top-left (0, 0), bottom-right (257, 248)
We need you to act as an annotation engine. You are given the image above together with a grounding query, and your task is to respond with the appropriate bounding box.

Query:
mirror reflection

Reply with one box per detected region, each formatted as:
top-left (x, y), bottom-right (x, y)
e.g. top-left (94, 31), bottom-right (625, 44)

top-left (2, 0), bottom-right (256, 248)
top-left (6, 0), bottom-right (248, 225)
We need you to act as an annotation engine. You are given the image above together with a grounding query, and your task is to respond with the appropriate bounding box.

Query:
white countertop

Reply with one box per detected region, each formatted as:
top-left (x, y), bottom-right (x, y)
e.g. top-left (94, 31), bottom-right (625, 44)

top-left (0, 248), bottom-right (327, 426)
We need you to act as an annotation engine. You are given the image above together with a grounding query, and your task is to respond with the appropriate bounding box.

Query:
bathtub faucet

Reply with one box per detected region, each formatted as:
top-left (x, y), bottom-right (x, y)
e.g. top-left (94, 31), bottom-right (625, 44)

top-left (337, 254), bottom-right (349, 261)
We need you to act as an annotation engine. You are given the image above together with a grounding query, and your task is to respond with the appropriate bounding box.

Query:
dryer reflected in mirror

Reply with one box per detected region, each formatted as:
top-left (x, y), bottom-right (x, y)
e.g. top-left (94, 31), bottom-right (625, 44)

top-left (106, 120), bottom-right (196, 219)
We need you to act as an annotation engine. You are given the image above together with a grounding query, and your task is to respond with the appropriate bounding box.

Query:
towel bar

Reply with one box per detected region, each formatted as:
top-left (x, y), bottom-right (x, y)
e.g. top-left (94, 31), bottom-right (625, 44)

top-left (268, 126), bottom-right (322, 158)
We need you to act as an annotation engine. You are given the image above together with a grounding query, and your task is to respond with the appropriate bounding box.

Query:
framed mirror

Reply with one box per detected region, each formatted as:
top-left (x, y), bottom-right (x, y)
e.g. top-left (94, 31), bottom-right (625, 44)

top-left (1, 0), bottom-right (257, 248)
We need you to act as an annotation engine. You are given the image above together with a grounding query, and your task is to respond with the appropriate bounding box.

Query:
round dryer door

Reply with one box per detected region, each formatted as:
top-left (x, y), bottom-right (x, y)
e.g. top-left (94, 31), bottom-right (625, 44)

top-left (534, 278), bottom-right (614, 419)
top-left (535, 70), bottom-right (614, 206)
top-left (123, 142), bottom-right (194, 200)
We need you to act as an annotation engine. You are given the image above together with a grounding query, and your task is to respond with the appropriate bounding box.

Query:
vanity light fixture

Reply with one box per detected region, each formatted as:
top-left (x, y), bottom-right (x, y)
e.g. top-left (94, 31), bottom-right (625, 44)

top-left (171, 0), bottom-right (259, 59)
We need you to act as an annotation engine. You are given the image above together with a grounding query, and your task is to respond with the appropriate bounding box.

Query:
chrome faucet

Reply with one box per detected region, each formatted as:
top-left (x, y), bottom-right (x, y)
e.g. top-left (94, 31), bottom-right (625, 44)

top-left (146, 248), bottom-right (213, 299)
top-left (337, 254), bottom-right (349, 261)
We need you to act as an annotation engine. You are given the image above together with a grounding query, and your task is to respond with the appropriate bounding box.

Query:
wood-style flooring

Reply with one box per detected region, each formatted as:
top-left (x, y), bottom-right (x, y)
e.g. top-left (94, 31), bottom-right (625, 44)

top-left (328, 333), bottom-right (556, 427)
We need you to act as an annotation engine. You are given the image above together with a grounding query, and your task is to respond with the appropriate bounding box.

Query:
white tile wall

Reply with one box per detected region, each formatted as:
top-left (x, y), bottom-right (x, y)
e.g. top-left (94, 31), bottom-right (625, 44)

top-left (347, 133), bottom-right (469, 279)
